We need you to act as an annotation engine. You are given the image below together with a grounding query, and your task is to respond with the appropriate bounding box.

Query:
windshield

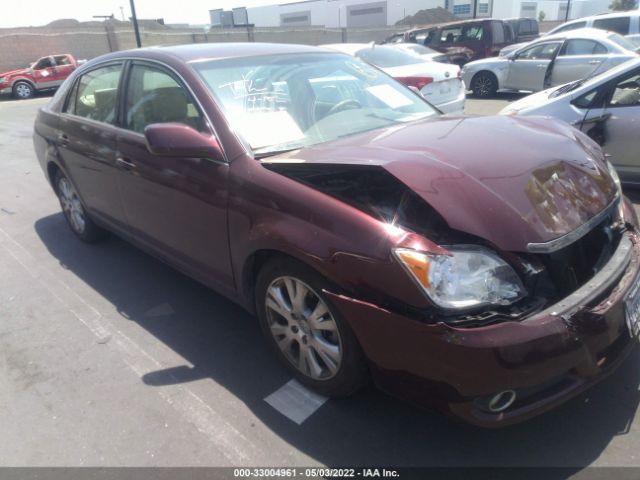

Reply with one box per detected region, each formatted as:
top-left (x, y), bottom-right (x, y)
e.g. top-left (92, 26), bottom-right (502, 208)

top-left (356, 46), bottom-right (424, 68)
top-left (193, 53), bottom-right (437, 156)
top-left (609, 32), bottom-right (638, 52)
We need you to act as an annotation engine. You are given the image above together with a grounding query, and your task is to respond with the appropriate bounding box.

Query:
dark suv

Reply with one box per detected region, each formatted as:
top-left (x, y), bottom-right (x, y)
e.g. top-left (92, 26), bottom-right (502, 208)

top-left (504, 17), bottom-right (540, 43)
top-left (385, 19), bottom-right (515, 66)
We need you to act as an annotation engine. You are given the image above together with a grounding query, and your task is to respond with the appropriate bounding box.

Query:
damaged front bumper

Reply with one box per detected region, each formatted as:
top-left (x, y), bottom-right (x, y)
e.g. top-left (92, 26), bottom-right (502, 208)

top-left (325, 231), bottom-right (640, 427)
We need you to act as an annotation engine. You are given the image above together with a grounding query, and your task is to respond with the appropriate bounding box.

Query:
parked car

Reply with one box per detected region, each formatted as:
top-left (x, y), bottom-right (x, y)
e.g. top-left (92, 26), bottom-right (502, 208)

top-left (384, 18), bottom-right (515, 65)
top-left (34, 43), bottom-right (640, 427)
top-left (501, 58), bottom-right (640, 185)
top-left (0, 54), bottom-right (80, 99)
top-left (322, 43), bottom-right (465, 113)
top-left (547, 11), bottom-right (640, 46)
top-left (390, 43), bottom-right (452, 63)
top-left (462, 28), bottom-right (638, 97)
top-left (504, 17), bottom-right (540, 43)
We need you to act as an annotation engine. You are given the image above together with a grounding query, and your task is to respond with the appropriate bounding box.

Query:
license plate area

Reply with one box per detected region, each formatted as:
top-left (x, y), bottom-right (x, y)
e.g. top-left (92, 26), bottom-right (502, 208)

top-left (624, 274), bottom-right (640, 338)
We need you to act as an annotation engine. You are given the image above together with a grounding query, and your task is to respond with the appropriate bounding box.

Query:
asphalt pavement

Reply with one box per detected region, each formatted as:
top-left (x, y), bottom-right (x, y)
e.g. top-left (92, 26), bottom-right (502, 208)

top-left (1, 93), bottom-right (640, 472)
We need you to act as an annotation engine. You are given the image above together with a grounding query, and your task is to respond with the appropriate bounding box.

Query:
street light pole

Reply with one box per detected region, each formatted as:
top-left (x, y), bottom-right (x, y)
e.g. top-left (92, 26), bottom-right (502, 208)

top-left (565, 0), bottom-right (571, 22)
top-left (129, 0), bottom-right (142, 48)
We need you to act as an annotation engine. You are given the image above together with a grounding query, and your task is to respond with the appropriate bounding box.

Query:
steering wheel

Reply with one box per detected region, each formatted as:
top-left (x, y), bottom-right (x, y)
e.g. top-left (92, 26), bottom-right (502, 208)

top-left (326, 99), bottom-right (362, 116)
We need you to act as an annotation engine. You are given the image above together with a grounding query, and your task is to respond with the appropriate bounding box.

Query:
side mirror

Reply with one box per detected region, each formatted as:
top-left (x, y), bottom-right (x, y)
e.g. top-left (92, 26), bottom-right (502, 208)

top-left (144, 123), bottom-right (224, 162)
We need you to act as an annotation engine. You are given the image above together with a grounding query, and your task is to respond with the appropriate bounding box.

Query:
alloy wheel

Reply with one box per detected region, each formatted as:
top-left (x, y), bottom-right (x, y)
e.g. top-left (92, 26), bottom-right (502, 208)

top-left (474, 75), bottom-right (493, 97)
top-left (265, 276), bottom-right (343, 380)
top-left (58, 177), bottom-right (86, 234)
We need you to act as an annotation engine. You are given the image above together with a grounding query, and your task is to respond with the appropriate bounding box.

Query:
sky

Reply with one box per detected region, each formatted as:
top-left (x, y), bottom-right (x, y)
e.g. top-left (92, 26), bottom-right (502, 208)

top-left (0, 0), bottom-right (289, 28)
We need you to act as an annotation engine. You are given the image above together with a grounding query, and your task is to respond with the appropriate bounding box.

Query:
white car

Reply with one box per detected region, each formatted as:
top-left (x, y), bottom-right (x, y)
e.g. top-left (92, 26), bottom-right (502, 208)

top-left (547, 11), bottom-right (640, 46)
top-left (322, 43), bottom-right (465, 114)
top-left (500, 58), bottom-right (640, 185)
top-left (462, 28), bottom-right (638, 98)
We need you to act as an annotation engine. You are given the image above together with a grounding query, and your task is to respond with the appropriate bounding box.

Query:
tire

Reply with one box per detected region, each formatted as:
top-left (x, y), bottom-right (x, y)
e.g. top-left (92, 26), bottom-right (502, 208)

top-left (471, 71), bottom-right (498, 98)
top-left (54, 171), bottom-right (108, 243)
top-left (255, 257), bottom-right (369, 397)
top-left (12, 81), bottom-right (34, 100)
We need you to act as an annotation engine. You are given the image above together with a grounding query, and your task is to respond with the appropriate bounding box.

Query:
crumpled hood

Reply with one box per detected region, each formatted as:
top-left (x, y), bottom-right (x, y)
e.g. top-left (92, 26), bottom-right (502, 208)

top-left (273, 115), bottom-right (618, 252)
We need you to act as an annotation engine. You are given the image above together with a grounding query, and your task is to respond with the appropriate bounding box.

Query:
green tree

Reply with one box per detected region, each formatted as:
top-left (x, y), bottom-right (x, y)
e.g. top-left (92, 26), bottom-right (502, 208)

top-left (538, 10), bottom-right (546, 22)
top-left (609, 0), bottom-right (638, 11)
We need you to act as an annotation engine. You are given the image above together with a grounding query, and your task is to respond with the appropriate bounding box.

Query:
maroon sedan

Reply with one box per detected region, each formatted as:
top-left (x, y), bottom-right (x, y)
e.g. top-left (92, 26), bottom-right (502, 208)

top-left (33, 43), bottom-right (640, 427)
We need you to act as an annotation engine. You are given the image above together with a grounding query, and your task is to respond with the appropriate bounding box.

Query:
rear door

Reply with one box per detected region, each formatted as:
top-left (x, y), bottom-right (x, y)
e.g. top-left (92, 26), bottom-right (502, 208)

top-left (53, 55), bottom-right (76, 84)
top-left (504, 41), bottom-right (562, 91)
top-left (550, 39), bottom-right (610, 86)
top-left (115, 61), bottom-right (233, 290)
top-left (57, 62), bottom-right (128, 228)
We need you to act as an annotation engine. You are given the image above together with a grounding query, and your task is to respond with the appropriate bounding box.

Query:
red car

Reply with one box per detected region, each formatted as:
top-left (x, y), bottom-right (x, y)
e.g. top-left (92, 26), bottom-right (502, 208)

top-left (33, 43), bottom-right (640, 427)
top-left (0, 54), bottom-right (79, 99)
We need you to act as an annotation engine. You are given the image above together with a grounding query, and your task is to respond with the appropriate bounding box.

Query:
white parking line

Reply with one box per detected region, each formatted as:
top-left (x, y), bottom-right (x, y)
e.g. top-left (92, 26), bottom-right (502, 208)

top-left (265, 379), bottom-right (328, 424)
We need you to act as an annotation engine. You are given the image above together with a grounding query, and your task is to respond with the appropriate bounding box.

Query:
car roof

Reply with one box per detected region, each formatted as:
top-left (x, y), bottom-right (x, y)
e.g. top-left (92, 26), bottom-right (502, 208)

top-left (405, 17), bottom-right (497, 33)
top-left (321, 43), bottom-right (374, 55)
top-left (540, 27), bottom-right (619, 42)
top-left (89, 42), bottom-right (327, 65)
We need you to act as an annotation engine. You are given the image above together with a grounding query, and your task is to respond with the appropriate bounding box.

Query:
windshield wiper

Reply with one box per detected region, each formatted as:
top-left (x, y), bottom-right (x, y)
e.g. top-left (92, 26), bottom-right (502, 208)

top-left (549, 79), bottom-right (584, 98)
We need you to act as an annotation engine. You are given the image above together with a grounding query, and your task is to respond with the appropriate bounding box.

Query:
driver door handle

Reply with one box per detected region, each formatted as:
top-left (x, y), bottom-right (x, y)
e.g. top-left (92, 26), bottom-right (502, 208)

top-left (116, 157), bottom-right (136, 170)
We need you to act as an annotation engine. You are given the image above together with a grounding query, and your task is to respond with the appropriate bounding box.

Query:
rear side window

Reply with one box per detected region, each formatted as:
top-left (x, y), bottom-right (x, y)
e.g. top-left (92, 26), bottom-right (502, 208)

top-left (441, 24), bottom-right (484, 43)
top-left (560, 39), bottom-right (608, 56)
top-left (593, 17), bottom-right (631, 35)
top-left (124, 64), bottom-right (206, 134)
top-left (492, 21), bottom-right (505, 43)
top-left (65, 64), bottom-right (123, 125)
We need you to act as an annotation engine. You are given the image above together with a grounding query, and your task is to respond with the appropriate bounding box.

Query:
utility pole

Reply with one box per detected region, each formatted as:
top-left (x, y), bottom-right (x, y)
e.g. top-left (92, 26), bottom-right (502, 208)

top-left (129, 0), bottom-right (142, 48)
top-left (473, 0), bottom-right (478, 19)
top-left (565, 0), bottom-right (571, 22)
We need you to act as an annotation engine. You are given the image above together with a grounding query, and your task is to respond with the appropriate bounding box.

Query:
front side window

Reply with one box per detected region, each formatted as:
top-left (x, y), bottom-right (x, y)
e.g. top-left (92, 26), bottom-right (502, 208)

top-left (34, 57), bottom-right (54, 70)
top-left (560, 39), bottom-right (608, 56)
top-left (193, 53), bottom-right (437, 156)
top-left (65, 64), bottom-right (122, 124)
top-left (593, 17), bottom-right (630, 35)
top-left (124, 64), bottom-right (206, 134)
top-left (608, 72), bottom-right (640, 107)
top-left (516, 42), bottom-right (561, 60)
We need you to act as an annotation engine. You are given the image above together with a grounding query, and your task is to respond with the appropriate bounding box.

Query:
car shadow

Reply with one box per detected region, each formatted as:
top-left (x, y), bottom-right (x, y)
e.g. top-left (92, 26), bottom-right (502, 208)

top-left (35, 212), bottom-right (640, 471)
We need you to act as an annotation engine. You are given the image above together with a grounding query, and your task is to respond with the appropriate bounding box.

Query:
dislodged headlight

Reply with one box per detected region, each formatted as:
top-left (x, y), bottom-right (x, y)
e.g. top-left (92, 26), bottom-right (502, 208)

top-left (394, 246), bottom-right (526, 310)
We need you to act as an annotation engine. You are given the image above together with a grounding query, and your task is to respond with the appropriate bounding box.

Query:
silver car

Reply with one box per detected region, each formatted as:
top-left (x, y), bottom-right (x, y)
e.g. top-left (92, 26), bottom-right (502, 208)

top-left (500, 58), bottom-right (640, 185)
top-left (462, 28), bottom-right (638, 98)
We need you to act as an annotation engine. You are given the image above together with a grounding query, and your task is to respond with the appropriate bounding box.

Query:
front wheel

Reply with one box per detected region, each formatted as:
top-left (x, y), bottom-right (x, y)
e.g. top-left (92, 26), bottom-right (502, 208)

top-left (470, 71), bottom-right (498, 98)
top-left (256, 258), bottom-right (368, 397)
top-left (55, 171), bottom-right (107, 243)
top-left (12, 81), bottom-right (34, 99)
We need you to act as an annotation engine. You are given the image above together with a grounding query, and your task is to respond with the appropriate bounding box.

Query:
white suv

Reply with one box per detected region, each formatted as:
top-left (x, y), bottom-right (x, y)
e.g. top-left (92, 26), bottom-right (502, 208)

top-left (548, 12), bottom-right (640, 46)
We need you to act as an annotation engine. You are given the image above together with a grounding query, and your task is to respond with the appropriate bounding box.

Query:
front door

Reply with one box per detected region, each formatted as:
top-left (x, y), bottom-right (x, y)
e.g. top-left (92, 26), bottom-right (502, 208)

top-left (31, 56), bottom-right (59, 90)
top-left (585, 69), bottom-right (640, 184)
top-left (504, 41), bottom-right (562, 91)
top-left (115, 62), bottom-right (233, 291)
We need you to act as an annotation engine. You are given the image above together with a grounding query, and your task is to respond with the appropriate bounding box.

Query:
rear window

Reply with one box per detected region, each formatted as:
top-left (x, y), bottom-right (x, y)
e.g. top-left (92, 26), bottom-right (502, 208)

top-left (553, 21), bottom-right (586, 33)
top-left (593, 16), bottom-right (631, 35)
top-left (357, 46), bottom-right (423, 67)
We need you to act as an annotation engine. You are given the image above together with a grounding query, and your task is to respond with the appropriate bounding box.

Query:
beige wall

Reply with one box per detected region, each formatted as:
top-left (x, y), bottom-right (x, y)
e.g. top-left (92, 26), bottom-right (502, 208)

top-left (0, 23), bottom-right (409, 73)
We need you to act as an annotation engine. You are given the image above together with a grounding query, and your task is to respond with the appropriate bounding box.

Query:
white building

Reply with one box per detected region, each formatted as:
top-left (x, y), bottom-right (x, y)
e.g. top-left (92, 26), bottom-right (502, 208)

top-left (213, 0), bottom-right (613, 28)
top-left (491, 0), bottom-right (612, 21)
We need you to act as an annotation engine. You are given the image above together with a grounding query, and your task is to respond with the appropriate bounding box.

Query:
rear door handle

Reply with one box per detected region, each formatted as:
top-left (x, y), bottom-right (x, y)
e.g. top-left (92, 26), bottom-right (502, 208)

top-left (588, 60), bottom-right (601, 64)
top-left (58, 133), bottom-right (69, 146)
top-left (115, 157), bottom-right (136, 170)
top-left (536, 64), bottom-right (547, 68)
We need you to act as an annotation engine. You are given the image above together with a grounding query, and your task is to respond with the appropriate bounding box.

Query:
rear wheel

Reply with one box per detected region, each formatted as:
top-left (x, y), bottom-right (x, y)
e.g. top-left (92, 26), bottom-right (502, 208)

top-left (12, 81), bottom-right (34, 99)
top-left (471, 71), bottom-right (498, 98)
top-left (54, 171), bottom-right (107, 243)
top-left (256, 258), bottom-right (368, 397)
